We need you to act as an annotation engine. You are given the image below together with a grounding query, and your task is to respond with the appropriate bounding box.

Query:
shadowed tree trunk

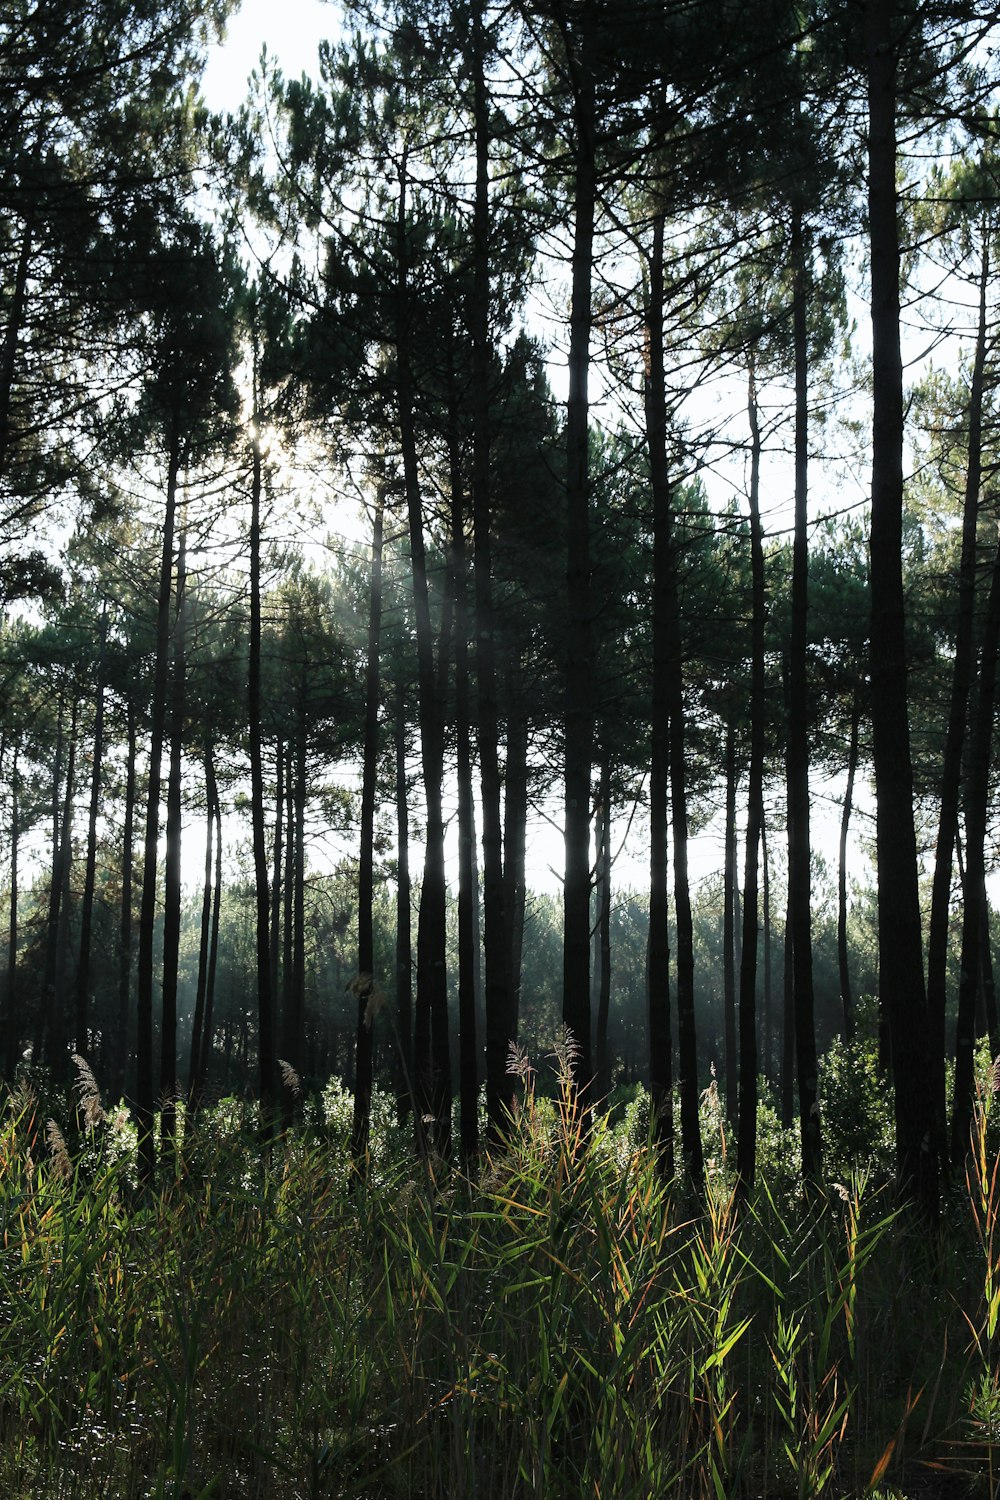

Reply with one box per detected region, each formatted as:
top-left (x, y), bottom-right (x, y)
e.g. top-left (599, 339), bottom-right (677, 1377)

top-left (188, 744), bottom-right (215, 1106)
top-left (75, 605), bottom-right (107, 1057)
top-left (927, 238), bottom-right (989, 1174)
top-left (593, 759), bottom-right (612, 1106)
top-left (112, 704), bottom-right (137, 1101)
top-left (248, 393), bottom-right (277, 1121)
top-left (160, 525), bottom-right (186, 1161)
top-left (394, 678), bottom-right (413, 1121)
top-left (644, 209), bottom-right (674, 1175)
top-left (562, 1), bottom-right (597, 1100)
top-left (4, 744), bottom-right (18, 1075)
top-left (352, 494), bottom-right (383, 1167)
top-left (738, 360), bottom-right (765, 1196)
top-left (788, 206), bottom-right (821, 1188)
top-left (838, 687), bottom-right (861, 1041)
top-left (136, 417), bottom-right (182, 1185)
top-left (952, 533), bottom-right (1000, 1165)
top-left (503, 661), bottom-right (528, 1041)
top-left (866, 0), bottom-right (938, 1211)
top-left (723, 721), bottom-right (738, 1121)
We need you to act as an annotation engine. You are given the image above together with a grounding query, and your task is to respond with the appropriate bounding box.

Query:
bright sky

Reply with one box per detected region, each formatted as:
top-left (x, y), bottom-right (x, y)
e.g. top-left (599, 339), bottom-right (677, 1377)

top-left (200, 0), bottom-right (333, 115)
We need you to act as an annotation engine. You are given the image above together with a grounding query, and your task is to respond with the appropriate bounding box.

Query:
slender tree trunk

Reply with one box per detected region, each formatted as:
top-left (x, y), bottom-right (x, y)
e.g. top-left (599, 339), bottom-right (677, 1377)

top-left (562, 1), bottom-right (597, 1099)
top-left (866, 0), bottom-right (938, 1211)
top-left (42, 699), bottom-right (77, 1077)
top-left (136, 418), bottom-right (182, 1185)
top-left (594, 761), bottom-right (612, 1106)
top-left (395, 164), bottom-right (451, 1156)
top-left (197, 761), bottom-right (222, 1096)
top-left (75, 606), bottom-right (107, 1057)
top-left (447, 446), bottom-right (480, 1163)
top-left (503, 662), bottom-right (528, 1040)
top-left (351, 495), bottom-right (383, 1166)
top-left (282, 722), bottom-right (307, 1092)
top-left (113, 704), bottom-right (137, 1101)
top-left (927, 237), bottom-right (989, 1172)
top-left (781, 823), bottom-right (795, 1128)
top-left (788, 206), bottom-right (821, 1187)
top-left (838, 687), bottom-right (861, 1040)
top-left (0, 217), bottom-right (32, 482)
top-left (160, 526), bottom-right (186, 1161)
top-left (761, 811), bottom-right (773, 1080)
top-left (270, 739), bottom-right (284, 1020)
top-left (470, 4), bottom-right (512, 1142)
top-left (723, 722), bottom-right (738, 1120)
top-left (5, 744), bottom-right (18, 1076)
top-left (644, 210), bottom-right (674, 1174)
top-left (188, 745), bottom-right (215, 1104)
top-left (248, 406), bottom-right (277, 1119)
top-left (952, 534), bottom-right (1000, 1164)
top-left (737, 360), bottom-right (765, 1195)
top-left (394, 678), bottom-right (413, 1120)
top-left (36, 702), bottom-right (64, 1064)
top-left (981, 880), bottom-right (998, 1051)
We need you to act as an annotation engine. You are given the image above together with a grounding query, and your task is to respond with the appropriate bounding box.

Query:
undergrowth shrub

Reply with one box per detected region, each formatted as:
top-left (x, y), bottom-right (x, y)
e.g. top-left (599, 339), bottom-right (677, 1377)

top-left (0, 1041), bottom-right (999, 1498)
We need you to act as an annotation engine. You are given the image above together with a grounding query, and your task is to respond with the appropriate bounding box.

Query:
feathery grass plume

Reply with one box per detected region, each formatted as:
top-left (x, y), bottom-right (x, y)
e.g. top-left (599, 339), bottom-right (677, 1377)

top-left (71, 1052), bottom-right (106, 1132)
top-left (278, 1059), bottom-right (302, 1098)
top-left (549, 1025), bottom-right (580, 1086)
top-left (506, 1041), bottom-right (534, 1085)
top-left (991, 1054), bottom-right (1000, 1094)
top-left (45, 1118), bottom-right (72, 1181)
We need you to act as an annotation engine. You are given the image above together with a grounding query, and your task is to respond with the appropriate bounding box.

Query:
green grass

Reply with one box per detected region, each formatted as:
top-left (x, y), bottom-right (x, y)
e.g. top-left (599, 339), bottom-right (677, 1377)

top-left (1, 1054), bottom-right (999, 1499)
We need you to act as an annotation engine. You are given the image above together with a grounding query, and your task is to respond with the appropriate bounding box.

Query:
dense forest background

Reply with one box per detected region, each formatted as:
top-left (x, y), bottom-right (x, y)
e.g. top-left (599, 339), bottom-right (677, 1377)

top-left (3, 0), bottom-right (1000, 1214)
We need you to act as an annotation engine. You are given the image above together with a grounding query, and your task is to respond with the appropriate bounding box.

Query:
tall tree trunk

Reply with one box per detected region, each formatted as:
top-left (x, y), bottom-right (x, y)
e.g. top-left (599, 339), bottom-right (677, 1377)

top-left (951, 534), bottom-right (1000, 1164)
top-left (197, 760), bottom-right (222, 1097)
top-left (561, 1), bottom-right (597, 1099)
top-left (780, 818), bottom-right (795, 1128)
top-left (593, 760), bottom-right (612, 1106)
top-left (188, 744), bottom-right (215, 1105)
top-left (723, 721), bottom-right (738, 1121)
top-left (866, 0), bottom-right (938, 1212)
top-left (351, 495), bottom-right (383, 1166)
top-left (36, 701), bottom-right (64, 1064)
top-left (42, 699), bottom-right (77, 1077)
top-left (448, 449), bottom-right (480, 1163)
top-left (75, 606), bottom-right (107, 1057)
top-left (160, 525), bottom-right (186, 1161)
top-left (5, 744), bottom-right (18, 1075)
top-left (136, 418), bottom-right (182, 1185)
top-left (394, 678), bottom-right (413, 1120)
top-left (282, 721), bottom-right (307, 1096)
top-left (503, 661), bottom-right (528, 1040)
top-left (761, 810), bottom-right (773, 1080)
top-left (270, 739), bottom-right (284, 1021)
top-left (927, 236), bottom-right (988, 1172)
top-left (395, 164), bottom-right (451, 1156)
top-left (838, 687), bottom-right (861, 1041)
top-left (470, 2), bottom-right (512, 1142)
top-left (248, 402), bottom-right (277, 1119)
top-left (788, 206), bottom-right (821, 1188)
top-left (644, 209), bottom-right (674, 1174)
top-left (737, 360), bottom-right (765, 1195)
top-left (113, 704), bottom-right (137, 1101)
top-left (0, 217), bottom-right (32, 482)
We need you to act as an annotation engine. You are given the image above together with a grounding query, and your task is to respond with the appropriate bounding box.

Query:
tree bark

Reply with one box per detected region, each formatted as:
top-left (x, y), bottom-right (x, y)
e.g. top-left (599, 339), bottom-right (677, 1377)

top-left (503, 661), bottom-right (528, 1041)
top-left (644, 209), bottom-right (674, 1175)
top-left (4, 744), bottom-right (18, 1076)
top-left (561, 0), bottom-right (597, 1100)
top-left (112, 703), bottom-right (137, 1101)
top-left (788, 205), bottom-right (821, 1187)
top-left (866, 0), bottom-right (938, 1212)
top-left (927, 235), bottom-right (988, 1170)
top-left (75, 605), bottom-right (107, 1057)
top-left (395, 163), bottom-right (452, 1156)
top-left (470, 1), bottom-right (512, 1143)
top-left (394, 678), bottom-right (413, 1121)
top-left (737, 360), bottom-right (765, 1195)
top-left (160, 525), bottom-right (186, 1160)
top-left (136, 418), bottom-right (182, 1185)
top-left (351, 494), bottom-right (383, 1166)
top-left (838, 687), bottom-right (861, 1041)
top-left (196, 757), bottom-right (222, 1097)
top-left (188, 743), bottom-right (215, 1105)
top-left (723, 721), bottom-right (738, 1120)
top-left (249, 402), bottom-right (277, 1119)
top-left (594, 759), bottom-right (612, 1106)
top-left (951, 533), bottom-right (1000, 1164)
